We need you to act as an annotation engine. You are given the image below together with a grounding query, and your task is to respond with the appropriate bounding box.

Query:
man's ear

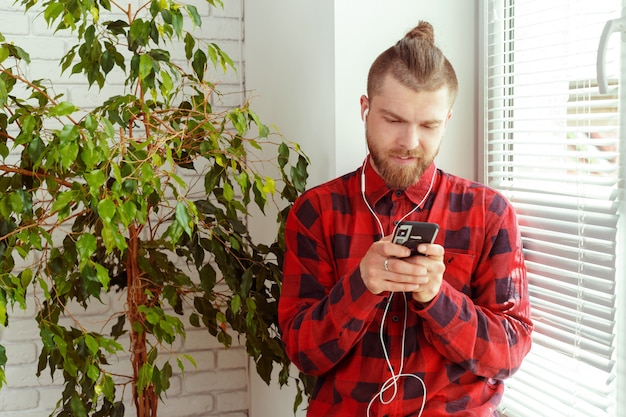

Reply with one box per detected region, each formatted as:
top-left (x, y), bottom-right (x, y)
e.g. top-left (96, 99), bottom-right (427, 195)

top-left (444, 110), bottom-right (453, 126)
top-left (360, 95), bottom-right (369, 121)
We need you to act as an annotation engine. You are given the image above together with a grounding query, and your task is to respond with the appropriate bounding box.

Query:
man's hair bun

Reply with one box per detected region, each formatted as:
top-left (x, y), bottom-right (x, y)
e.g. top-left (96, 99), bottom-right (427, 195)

top-left (404, 21), bottom-right (435, 44)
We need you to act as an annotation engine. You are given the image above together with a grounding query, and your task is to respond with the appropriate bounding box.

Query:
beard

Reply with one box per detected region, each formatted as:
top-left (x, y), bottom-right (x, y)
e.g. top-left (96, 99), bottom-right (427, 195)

top-left (367, 134), bottom-right (437, 190)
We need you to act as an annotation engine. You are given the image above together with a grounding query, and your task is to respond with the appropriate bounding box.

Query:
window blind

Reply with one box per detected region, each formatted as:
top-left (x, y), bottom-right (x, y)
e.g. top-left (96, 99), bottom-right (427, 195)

top-left (483, 0), bottom-right (623, 416)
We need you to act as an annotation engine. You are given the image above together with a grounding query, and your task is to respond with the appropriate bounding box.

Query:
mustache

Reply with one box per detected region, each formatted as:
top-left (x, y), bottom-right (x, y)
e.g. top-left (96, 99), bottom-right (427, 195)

top-left (388, 150), bottom-right (421, 158)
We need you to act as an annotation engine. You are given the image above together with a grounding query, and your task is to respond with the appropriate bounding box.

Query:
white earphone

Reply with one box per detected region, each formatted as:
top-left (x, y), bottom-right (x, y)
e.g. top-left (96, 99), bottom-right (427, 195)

top-left (359, 99), bottom-right (433, 415)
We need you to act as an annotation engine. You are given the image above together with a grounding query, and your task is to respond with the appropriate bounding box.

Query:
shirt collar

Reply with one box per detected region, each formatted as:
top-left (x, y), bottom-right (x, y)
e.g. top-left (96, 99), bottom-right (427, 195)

top-left (361, 156), bottom-right (438, 206)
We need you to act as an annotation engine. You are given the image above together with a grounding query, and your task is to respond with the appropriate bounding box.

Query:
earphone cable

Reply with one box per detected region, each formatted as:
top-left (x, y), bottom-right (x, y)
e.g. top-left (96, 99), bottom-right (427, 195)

top-left (360, 155), bottom-right (432, 416)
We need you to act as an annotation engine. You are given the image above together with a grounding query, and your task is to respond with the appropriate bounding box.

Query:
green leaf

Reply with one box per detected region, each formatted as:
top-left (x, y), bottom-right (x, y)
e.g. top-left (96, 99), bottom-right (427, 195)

top-left (207, 44), bottom-right (218, 68)
top-left (246, 297), bottom-right (257, 327)
top-left (160, 70), bottom-right (173, 97)
top-left (0, 78), bottom-right (7, 107)
top-left (117, 200), bottom-right (136, 228)
top-left (215, 43), bottom-right (235, 72)
top-left (139, 53), bottom-right (153, 80)
top-left (27, 136), bottom-right (45, 163)
top-left (171, 10), bottom-right (183, 36)
top-left (60, 142), bottom-right (79, 169)
top-left (94, 262), bottom-right (111, 291)
top-left (175, 202), bottom-right (193, 237)
top-left (9, 44), bottom-right (30, 63)
top-left (70, 394), bottom-right (88, 417)
top-left (0, 142), bottom-right (8, 159)
top-left (19, 269), bottom-right (33, 290)
top-left (240, 268), bottom-right (253, 296)
top-left (51, 191), bottom-right (75, 213)
top-left (231, 294), bottom-right (241, 314)
top-left (186, 5), bottom-right (202, 27)
top-left (223, 182), bottom-right (234, 201)
top-left (58, 124), bottom-right (79, 145)
top-left (192, 49), bottom-right (207, 80)
top-left (111, 315), bottom-right (126, 339)
top-left (137, 363), bottom-right (154, 394)
top-left (101, 49), bottom-right (114, 74)
top-left (8, 191), bottom-right (24, 213)
top-left (176, 357), bottom-right (185, 376)
top-left (0, 345), bottom-right (7, 368)
top-left (101, 223), bottom-right (127, 253)
top-left (189, 313), bottom-right (200, 327)
top-left (262, 176), bottom-right (276, 195)
top-left (85, 169), bottom-right (106, 189)
top-left (113, 402), bottom-right (125, 417)
top-left (182, 354), bottom-right (197, 369)
top-left (49, 101), bottom-right (78, 117)
top-left (278, 142), bottom-right (289, 168)
top-left (160, 361), bottom-right (172, 393)
top-left (20, 115), bottom-right (37, 136)
top-left (0, 294), bottom-right (7, 328)
top-left (0, 45), bottom-right (9, 64)
top-left (161, 8), bottom-right (172, 24)
top-left (184, 33), bottom-right (195, 60)
top-left (43, 2), bottom-right (65, 25)
top-left (84, 334), bottom-right (99, 356)
top-left (99, 374), bottom-right (115, 401)
top-left (199, 264), bottom-right (216, 293)
top-left (76, 234), bottom-right (97, 261)
top-left (97, 199), bottom-right (116, 223)
top-left (165, 219), bottom-right (184, 244)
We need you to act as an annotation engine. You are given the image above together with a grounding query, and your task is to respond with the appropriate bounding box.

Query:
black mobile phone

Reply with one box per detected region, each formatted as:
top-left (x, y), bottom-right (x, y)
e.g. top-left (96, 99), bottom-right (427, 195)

top-left (391, 221), bottom-right (439, 256)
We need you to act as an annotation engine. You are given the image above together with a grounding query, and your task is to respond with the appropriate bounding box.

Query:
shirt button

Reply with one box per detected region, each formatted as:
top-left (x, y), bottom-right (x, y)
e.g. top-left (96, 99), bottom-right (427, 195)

top-left (395, 190), bottom-right (402, 197)
top-left (392, 316), bottom-right (400, 322)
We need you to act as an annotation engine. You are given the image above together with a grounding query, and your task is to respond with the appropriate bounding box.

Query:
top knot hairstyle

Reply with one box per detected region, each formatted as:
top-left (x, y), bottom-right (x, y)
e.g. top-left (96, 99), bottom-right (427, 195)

top-left (367, 21), bottom-right (458, 105)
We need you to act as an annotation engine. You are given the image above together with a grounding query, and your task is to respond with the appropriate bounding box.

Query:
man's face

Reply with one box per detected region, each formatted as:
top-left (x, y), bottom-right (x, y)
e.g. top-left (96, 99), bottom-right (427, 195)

top-left (361, 75), bottom-right (453, 189)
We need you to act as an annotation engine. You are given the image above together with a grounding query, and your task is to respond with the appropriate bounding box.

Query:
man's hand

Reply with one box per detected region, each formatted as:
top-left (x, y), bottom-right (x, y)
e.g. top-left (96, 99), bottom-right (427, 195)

top-left (360, 237), bottom-right (445, 303)
top-left (406, 243), bottom-right (445, 304)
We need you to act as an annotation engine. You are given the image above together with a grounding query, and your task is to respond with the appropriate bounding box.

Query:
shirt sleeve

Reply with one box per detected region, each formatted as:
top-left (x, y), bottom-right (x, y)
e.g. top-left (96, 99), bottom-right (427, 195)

top-left (411, 201), bottom-right (533, 379)
top-left (278, 194), bottom-right (384, 376)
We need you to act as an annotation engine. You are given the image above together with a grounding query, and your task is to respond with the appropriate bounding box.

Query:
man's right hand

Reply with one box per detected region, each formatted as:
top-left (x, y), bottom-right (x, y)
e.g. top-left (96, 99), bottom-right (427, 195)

top-left (360, 236), bottom-right (428, 295)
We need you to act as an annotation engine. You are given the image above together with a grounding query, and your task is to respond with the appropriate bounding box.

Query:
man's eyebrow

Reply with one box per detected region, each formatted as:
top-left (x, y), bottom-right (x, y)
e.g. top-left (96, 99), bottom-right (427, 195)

top-left (379, 108), bottom-right (408, 121)
top-left (380, 108), bottom-right (443, 125)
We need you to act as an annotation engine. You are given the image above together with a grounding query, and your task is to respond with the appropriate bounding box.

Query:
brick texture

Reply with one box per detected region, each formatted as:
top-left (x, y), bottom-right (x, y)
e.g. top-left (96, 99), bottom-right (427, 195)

top-left (0, 1), bottom-right (249, 416)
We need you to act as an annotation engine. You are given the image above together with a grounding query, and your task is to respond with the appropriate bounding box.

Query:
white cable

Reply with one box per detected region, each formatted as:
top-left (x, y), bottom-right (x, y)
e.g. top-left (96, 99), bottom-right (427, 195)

top-left (360, 156), bottom-right (433, 416)
top-left (360, 156), bottom-right (436, 238)
top-left (366, 293), bottom-right (427, 417)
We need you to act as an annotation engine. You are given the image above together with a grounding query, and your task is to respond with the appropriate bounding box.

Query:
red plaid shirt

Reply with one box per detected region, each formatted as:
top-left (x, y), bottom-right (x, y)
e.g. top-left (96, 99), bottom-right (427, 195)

top-left (279, 160), bottom-right (533, 417)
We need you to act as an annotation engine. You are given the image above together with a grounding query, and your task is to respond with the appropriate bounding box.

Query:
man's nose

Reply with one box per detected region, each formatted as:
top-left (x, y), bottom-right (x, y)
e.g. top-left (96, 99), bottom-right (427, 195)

top-left (401, 125), bottom-right (420, 149)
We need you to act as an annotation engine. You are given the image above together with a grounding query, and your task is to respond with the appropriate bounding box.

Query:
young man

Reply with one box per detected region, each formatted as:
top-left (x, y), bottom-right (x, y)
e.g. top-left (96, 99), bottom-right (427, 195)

top-left (278, 21), bottom-right (533, 417)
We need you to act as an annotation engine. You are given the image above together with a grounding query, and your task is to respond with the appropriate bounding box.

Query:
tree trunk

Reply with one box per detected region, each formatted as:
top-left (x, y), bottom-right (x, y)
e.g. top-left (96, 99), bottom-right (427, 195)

top-left (127, 224), bottom-right (158, 417)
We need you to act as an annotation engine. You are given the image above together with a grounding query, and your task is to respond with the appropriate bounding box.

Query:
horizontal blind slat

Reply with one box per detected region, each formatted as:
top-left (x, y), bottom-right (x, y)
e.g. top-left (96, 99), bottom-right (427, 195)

top-left (486, 0), bottom-right (621, 416)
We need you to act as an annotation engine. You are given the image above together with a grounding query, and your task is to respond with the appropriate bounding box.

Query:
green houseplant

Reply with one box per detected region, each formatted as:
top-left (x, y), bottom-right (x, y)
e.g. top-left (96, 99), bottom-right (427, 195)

top-left (0, 0), bottom-right (310, 416)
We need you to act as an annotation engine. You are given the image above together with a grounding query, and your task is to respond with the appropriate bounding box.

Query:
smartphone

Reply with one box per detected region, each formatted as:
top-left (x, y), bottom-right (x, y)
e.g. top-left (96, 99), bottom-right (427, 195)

top-left (391, 221), bottom-right (439, 256)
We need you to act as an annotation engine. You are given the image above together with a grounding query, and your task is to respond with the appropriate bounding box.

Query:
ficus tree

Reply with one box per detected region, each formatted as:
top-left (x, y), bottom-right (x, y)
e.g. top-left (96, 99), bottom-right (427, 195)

top-left (0, 0), bottom-right (312, 416)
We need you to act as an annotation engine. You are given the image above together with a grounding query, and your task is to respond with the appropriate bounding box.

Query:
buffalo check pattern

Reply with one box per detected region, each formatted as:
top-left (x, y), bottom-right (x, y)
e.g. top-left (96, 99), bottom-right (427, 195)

top-left (279, 161), bottom-right (533, 417)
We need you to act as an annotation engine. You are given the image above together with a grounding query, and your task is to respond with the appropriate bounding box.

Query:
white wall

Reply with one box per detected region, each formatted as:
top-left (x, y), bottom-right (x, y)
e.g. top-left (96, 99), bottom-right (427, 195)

top-left (333, 1), bottom-right (478, 180)
top-left (0, 1), bottom-right (478, 416)
top-left (0, 2), bottom-right (249, 417)
top-left (245, 1), bottom-right (478, 416)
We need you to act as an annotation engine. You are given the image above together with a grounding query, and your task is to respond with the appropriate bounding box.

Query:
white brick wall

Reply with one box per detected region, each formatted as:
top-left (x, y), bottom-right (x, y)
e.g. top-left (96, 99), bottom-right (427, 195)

top-left (0, 1), bottom-right (250, 416)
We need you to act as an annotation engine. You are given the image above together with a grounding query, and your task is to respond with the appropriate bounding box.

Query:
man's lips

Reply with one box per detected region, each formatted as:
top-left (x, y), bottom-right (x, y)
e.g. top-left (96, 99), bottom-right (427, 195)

top-left (390, 154), bottom-right (418, 163)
